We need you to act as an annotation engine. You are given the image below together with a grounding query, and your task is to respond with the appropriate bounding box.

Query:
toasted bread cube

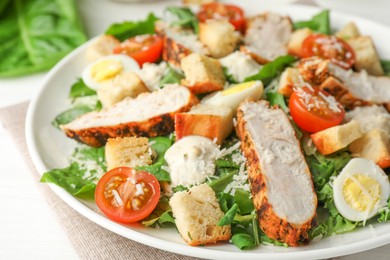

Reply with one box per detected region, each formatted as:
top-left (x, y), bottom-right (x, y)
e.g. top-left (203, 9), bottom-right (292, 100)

top-left (105, 137), bottom-right (153, 170)
top-left (97, 72), bottom-right (149, 108)
top-left (335, 22), bottom-right (360, 40)
top-left (175, 104), bottom-right (233, 144)
top-left (278, 68), bottom-right (301, 97)
top-left (86, 35), bottom-right (120, 62)
top-left (169, 184), bottom-right (231, 246)
top-left (311, 120), bottom-right (363, 155)
top-left (181, 53), bottom-right (225, 94)
top-left (199, 20), bottom-right (240, 58)
top-left (349, 129), bottom-right (390, 168)
top-left (288, 28), bottom-right (313, 57)
top-left (319, 76), bottom-right (347, 99)
top-left (162, 36), bottom-right (192, 69)
top-left (347, 36), bottom-right (384, 76)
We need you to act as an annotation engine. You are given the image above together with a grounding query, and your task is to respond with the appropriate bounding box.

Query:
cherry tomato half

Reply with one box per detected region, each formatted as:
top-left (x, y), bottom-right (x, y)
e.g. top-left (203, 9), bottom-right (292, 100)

top-left (301, 34), bottom-right (355, 69)
top-left (289, 87), bottom-right (345, 133)
top-left (95, 167), bottom-right (160, 224)
top-left (113, 35), bottom-right (163, 66)
top-left (197, 3), bottom-right (245, 32)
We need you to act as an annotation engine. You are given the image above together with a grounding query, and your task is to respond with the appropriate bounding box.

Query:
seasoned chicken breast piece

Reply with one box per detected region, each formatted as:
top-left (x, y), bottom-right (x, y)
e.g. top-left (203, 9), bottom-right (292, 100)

top-left (236, 100), bottom-right (317, 246)
top-left (61, 84), bottom-right (198, 147)
top-left (241, 13), bottom-right (292, 64)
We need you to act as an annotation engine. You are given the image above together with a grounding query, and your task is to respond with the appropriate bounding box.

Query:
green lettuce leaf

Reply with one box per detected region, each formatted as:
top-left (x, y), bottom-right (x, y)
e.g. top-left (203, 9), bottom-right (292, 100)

top-left (105, 13), bottom-right (158, 41)
top-left (293, 10), bottom-right (331, 35)
top-left (0, 0), bottom-right (87, 77)
top-left (165, 6), bottom-right (199, 34)
top-left (265, 91), bottom-right (288, 112)
top-left (137, 136), bottom-right (173, 182)
top-left (159, 66), bottom-right (184, 87)
top-left (142, 197), bottom-right (175, 227)
top-left (381, 60), bottom-right (390, 76)
top-left (69, 78), bottom-right (96, 98)
top-left (40, 146), bottom-right (106, 200)
top-left (52, 105), bottom-right (94, 128)
top-left (244, 55), bottom-right (296, 85)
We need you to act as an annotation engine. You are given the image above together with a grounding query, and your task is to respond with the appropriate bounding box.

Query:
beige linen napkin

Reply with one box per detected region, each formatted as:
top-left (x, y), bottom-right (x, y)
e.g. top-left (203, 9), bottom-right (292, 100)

top-left (0, 102), bottom-right (200, 260)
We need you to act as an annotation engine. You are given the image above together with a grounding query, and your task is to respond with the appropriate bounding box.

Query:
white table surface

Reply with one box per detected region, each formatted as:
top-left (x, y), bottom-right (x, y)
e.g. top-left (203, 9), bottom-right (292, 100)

top-left (1, 0), bottom-right (390, 259)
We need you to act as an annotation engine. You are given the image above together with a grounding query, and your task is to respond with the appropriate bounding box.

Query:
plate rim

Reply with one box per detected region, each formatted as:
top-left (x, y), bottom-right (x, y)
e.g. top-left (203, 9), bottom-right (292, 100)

top-left (25, 4), bottom-right (390, 259)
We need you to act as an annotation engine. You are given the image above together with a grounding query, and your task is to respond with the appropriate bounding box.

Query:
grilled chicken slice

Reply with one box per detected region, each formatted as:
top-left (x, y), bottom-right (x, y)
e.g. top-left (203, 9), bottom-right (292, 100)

top-left (61, 84), bottom-right (198, 147)
top-left (299, 58), bottom-right (390, 108)
top-left (236, 100), bottom-right (317, 246)
top-left (241, 13), bottom-right (292, 64)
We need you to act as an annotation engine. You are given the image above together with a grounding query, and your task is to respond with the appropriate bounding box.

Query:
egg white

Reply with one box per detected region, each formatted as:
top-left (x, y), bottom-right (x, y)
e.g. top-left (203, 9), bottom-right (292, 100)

top-left (82, 54), bottom-right (140, 90)
top-left (201, 81), bottom-right (263, 112)
top-left (333, 158), bottom-right (390, 222)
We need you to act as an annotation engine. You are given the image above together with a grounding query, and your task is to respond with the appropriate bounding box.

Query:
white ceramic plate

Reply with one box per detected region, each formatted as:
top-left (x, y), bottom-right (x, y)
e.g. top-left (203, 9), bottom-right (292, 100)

top-left (26, 3), bottom-right (390, 259)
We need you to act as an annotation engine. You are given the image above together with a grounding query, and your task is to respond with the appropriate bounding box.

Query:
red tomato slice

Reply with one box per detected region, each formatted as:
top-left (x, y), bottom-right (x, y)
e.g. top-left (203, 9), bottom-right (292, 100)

top-left (113, 35), bottom-right (163, 66)
top-left (95, 167), bottom-right (160, 224)
top-left (289, 87), bottom-right (345, 133)
top-left (301, 34), bottom-right (355, 69)
top-left (197, 3), bottom-right (245, 32)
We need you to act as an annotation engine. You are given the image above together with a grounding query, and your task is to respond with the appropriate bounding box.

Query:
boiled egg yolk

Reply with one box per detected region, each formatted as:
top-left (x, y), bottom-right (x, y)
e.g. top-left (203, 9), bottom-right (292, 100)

top-left (342, 174), bottom-right (381, 212)
top-left (222, 81), bottom-right (255, 96)
top-left (90, 60), bottom-right (123, 82)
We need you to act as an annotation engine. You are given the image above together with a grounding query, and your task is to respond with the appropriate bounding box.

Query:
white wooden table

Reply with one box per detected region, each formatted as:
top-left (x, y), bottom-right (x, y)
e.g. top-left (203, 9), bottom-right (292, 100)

top-left (1, 0), bottom-right (390, 259)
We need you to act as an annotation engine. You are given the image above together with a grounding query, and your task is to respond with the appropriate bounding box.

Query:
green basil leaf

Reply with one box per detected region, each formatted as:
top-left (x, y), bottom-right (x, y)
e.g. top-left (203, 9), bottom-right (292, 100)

top-left (105, 13), bottom-right (158, 41)
top-left (0, 0), bottom-right (87, 77)
top-left (218, 203), bottom-right (238, 226)
top-left (166, 7), bottom-right (199, 34)
top-left (69, 78), bottom-right (96, 98)
top-left (136, 136), bottom-right (173, 181)
top-left (52, 105), bottom-right (94, 128)
top-left (293, 10), bottom-right (331, 35)
top-left (244, 55), bottom-right (296, 85)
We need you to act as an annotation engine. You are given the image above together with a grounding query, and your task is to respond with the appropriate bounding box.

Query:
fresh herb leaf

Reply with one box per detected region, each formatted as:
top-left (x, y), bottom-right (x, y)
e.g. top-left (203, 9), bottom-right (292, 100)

top-left (0, 0), bottom-right (87, 77)
top-left (266, 91), bottom-right (288, 112)
top-left (137, 136), bottom-right (173, 181)
top-left (231, 226), bottom-right (256, 250)
top-left (105, 13), bottom-right (158, 41)
top-left (377, 199), bottom-right (390, 222)
top-left (52, 105), bottom-right (94, 128)
top-left (142, 197), bottom-right (175, 227)
top-left (234, 189), bottom-right (254, 215)
top-left (40, 146), bottom-right (106, 200)
top-left (244, 55), bottom-right (296, 85)
top-left (208, 168), bottom-right (237, 194)
top-left (172, 185), bottom-right (188, 193)
top-left (223, 66), bottom-right (238, 84)
top-left (159, 66), bottom-right (184, 87)
top-left (69, 79), bottom-right (96, 98)
top-left (381, 60), bottom-right (390, 76)
top-left (166, 7), bottom-right (199, 34)
top-left (293, 10), bottom-right (331, 35)
top-left (218, 192), bottom-right (235, 213)
top-left (218, 203), bottom-right (238, 226)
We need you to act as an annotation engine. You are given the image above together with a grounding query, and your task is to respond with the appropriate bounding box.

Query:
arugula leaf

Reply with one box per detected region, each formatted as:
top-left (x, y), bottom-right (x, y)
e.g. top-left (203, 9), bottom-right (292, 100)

top-left (0, 0), bottom-right (87, 77)
top-left (234, 189), bottom-right (254, 215)
top-left (377, 199), bottom-right (390, 222)
top-left (40, 146), bottom-right (106, 200)
top-left (266, 91), bottom-right (288, 112)
top-left (166, 7), bottom-right (199, 34)
top-left (381, 60), bottom-right (390, 76)
top-left (159, 66), bottom-right (184, 87)
top-left (231, 226), bottom-right (256, 250)
top-left (208, 168), bottom-right (237, 194)
top-left (137, 136), bottom-right (173, 181)
top-left (0, 0), bottom-right (10, 16)
top-left (105, 13), bottom-right (158, 41)
top-left (52, 105), bottom-right (94, 128)
top-left (218, 203), bottom-right (238, 226)
top-left (244, 55), bottom-right (296, 85)
top-left (69, 79), bottom-right (96, 98)
top-left (293, 10), bottom-right (331, 35)
top-left (142, 197), bottom-right (175, 227)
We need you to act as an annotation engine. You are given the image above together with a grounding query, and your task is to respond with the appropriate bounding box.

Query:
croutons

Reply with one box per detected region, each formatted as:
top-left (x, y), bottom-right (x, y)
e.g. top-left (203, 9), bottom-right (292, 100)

top-left (318, 76), bottom-right (347, 100)
top-left (105, 137), bottom-right (153, 170)
top-left (199, 19), bottom-right (240, 58)
top-left (86, 35), bottom-right (120, 62)
top-left (175, 104), bottom-right (233, 144)
top-left (347, 36), bottom-right (384, 76)
top-left (181, 53), bottom-right (225, 94)
top-left (349, 129), bottom-right (390, 169)
top-left (169, 183), bottom-right (231, 246)
top-left (278, 67), bottom-right (301, 97)
top-left (335, 22), bottom-right (360, 40)
top-left (288, 28), bottom-right (313, 57)
top-left (311, 120), bottom-right (363, 155)
top-left (97, 72), bottom-right (149, 108)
